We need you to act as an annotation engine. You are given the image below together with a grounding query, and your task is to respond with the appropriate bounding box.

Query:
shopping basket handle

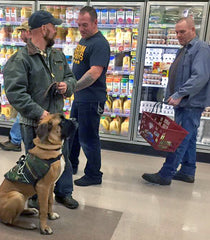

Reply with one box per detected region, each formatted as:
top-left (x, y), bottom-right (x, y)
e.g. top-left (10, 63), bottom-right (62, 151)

top-left (151, 101), bottom-right (168, 113)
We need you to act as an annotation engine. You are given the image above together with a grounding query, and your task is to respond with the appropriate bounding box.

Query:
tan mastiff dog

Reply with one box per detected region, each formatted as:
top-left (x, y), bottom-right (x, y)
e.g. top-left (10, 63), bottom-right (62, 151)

top-left (0, 113), bottom-right (77, 235)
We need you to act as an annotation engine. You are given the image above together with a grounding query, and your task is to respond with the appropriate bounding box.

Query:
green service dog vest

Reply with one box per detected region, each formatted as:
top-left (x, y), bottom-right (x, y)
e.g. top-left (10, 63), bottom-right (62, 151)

top-left (5, 153), bottom-right (61, 186)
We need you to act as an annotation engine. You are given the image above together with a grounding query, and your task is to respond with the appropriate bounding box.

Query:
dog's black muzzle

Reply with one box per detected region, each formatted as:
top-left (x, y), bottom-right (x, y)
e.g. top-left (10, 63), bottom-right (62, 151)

top-left (59, 116), bottom-right (78, 140)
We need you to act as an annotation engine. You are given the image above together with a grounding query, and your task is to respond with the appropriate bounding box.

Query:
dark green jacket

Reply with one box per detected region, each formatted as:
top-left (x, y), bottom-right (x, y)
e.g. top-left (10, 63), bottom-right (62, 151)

top-left (3, 40), bottom-right (76, 126)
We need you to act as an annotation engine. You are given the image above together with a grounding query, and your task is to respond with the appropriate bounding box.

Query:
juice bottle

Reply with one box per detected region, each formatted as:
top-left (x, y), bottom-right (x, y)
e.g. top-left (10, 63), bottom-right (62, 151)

top-left (11, 27), bottom-right (18, 42)
top-left (132, 29), bottom-right (138, 49)
top-left (116, 28), bottom-right (124, 49)
top-left (60, 6), bottom-right (66, 21)
top-left (73, 7), bottom-right (80, 24)
top-left (106, 75), bottom-right (113, 93)
top-left (0, 8), bottom-right (4, 21)
top-left (120, 76), bottom-right (129, 95)
top-left (130, 56), bottom-right (136, 72)
top-left (25, 7), bottom-right (32, 19)
top-left (124, 29), bottom-right (132, 50)
top-left (125, 9), bottom-right (134, 24)
top-left (0, 47), bottom-right (6, 59)
top-left (108, 55), bottom-right (115, 71)
top-left (122, 54), bottom-right (130, 71)
top-left (109, 117), bottom-right (121, 134)
top-left (101, 9), bottom-right (108, 24)
top-left (99, 116), bottom-right (110, 133)
top-left (11, 7), bottom-right (17, 22)
top-left (134, 10), bottom-right (140, 24)
top-left (117, 9), bottom-right (125, 24)
top-left (107, 29), bottom-right (116, 48)
top-left (12, 46), bottom-right (18, 55)
top-left (109, 9), bottom-right (116, 24)
top-left (46, 6), bottom-right (54, 15)
top-left (66, 7), bottom-right (74, 23)
top-left (53, 6), bottom-right (60, 19)
top-left (96, 9), bottom-right (101, 24)
top-left (112, 97), bottom-right (123, 114)
top-left (66, 28), bottom-right (75, 44)
top-left (113, 75), bottom-right (121, 94)
top-left (5, 7), bottom-right (11, 22)
top-left (121, 118), bottom-right (129, 136)
top-left (104, 95), bottom-right (113, 113)
top-left (128, 75), bottom-right (134, 96)
top-left (123, 98), bottom-right (131, 114)
top-left (21, 7), bottom-right (26, 21)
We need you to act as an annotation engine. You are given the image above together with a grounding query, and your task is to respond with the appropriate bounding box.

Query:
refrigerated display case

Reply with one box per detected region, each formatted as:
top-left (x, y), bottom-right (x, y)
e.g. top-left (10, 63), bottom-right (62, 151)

top-left (89, 1), bottom-right (145, 141)
top-left (0, 1), bottom-right (35, 128)
top-left (132, 1), bottom-right (210, 153)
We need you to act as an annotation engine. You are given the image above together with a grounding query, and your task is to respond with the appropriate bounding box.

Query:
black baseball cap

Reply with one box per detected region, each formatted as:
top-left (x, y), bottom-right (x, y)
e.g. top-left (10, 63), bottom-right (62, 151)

top-left (29, 10), bottom-right (62, 30)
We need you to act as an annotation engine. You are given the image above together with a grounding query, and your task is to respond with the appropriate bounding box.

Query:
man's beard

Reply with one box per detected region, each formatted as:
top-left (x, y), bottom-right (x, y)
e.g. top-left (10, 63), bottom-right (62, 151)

top-left (44, 30), bottom-right (56, 47)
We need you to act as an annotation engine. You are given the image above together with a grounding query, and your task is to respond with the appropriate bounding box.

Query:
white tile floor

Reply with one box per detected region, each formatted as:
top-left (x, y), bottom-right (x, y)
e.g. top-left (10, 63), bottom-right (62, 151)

top-left (0, 134), bottom-right (210, 240)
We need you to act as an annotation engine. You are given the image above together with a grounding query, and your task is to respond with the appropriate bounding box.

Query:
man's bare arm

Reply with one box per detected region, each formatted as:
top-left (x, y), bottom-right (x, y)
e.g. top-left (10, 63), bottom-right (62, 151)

top-left (75, 66), bottom-right (103, 91)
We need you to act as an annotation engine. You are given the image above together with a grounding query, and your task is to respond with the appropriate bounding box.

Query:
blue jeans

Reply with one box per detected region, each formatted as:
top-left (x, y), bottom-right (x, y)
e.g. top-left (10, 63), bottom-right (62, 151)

top-left (159, 107), bottom-right (203, 179)
top-left (20, 123), bottom-right (74, 197)
top-left (10, 114), bottom-right (21, 145)
top-left (70, 101), bottom-right (104, 180)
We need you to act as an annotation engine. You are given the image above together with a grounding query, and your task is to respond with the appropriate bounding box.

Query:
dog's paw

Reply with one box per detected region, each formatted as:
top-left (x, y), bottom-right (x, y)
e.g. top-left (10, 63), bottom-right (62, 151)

top-left (40, 225), bottom-right (53, 235)
top-left (21, 208), bottom-right (39, 216)
top-left (48, 212), bottom-right (60, 220)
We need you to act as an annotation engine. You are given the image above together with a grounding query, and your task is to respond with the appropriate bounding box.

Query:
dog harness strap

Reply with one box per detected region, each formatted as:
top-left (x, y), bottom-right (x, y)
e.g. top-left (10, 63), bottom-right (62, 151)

top-left (4, 153), bottom-right (62, 186)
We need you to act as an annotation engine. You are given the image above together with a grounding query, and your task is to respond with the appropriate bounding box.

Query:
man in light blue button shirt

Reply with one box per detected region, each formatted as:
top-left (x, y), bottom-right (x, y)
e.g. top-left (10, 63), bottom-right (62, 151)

top-left (142, 17), bottom-right (210, 185)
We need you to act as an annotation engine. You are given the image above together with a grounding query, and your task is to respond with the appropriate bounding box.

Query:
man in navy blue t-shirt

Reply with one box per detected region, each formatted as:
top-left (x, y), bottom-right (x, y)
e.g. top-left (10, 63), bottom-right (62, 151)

top-left (70, 6), bottom-right (110, 186)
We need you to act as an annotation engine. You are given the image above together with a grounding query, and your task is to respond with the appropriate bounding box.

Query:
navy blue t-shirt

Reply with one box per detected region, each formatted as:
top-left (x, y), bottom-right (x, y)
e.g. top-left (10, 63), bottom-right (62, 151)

top-left (72, 31), bottom-right (110, 102)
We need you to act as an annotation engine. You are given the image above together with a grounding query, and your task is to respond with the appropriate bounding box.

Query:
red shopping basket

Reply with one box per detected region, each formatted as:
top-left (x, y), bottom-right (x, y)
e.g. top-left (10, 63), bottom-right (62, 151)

top-left (139, 111), bottom-right (189, 152)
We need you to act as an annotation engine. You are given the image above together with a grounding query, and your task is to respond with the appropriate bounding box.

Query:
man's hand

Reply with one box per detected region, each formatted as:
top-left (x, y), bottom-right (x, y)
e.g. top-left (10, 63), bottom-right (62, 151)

top-left (40, 110), bottom-right (49, 120)
top-left (167, 96), bottom-right (183, 106)
top-left (57, 82), bottom-right (67, 94)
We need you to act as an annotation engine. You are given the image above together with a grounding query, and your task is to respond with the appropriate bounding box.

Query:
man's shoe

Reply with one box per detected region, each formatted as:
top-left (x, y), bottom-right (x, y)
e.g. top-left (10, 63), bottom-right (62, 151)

top-left (55, 194), bottom-right (79, 209)
top-left (74, 175), bottom-right (102, 187)
top-left (173, 172), bottom-right (195, 183)
top-left (142, 172), bottom-right (171, 185)
top-left (27, 197), bottom-right (39, 210)
top-left (0, 140), bottom-right (21, 152)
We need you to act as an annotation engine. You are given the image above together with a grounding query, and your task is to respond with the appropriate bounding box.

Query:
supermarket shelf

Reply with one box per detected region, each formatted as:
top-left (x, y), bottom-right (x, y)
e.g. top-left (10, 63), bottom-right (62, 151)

top-left (146, 44), bottom-right (180, 48)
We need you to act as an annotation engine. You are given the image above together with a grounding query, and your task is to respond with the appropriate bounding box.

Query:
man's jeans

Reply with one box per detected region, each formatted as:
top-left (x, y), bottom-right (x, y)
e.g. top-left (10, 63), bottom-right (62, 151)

top-left (10, 114), bottom-right (21, 145)
top-left (159, 107), bottom-right (203, 179)
top-left (70, 101), bottom-right (104, 180)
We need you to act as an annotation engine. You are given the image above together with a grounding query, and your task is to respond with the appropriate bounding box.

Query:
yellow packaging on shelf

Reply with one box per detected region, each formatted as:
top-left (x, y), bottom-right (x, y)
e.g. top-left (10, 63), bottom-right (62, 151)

top-left (121, 118), bottom-right (129, 136)
top-left (109, 118), bottom-right (121, 134)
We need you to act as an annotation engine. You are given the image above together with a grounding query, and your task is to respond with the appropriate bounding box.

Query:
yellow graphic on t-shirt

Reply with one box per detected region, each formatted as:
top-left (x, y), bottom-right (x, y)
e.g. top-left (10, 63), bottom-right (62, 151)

top-left (73, 44), bottom-right (86, 65)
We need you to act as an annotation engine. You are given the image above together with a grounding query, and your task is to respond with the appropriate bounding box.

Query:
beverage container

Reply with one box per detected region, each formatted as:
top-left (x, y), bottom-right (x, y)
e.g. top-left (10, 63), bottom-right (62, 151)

top-left (104, 95), bottom-right (113, 112)
top-left (73, 7), bottom-right (80, 24)
top-left (124, 29), bottom-right (132, 50)
top-left (100, 116), bottom-right (110, 133)
top-left (109, 118), bottom-right (121, 134)
top-left (5, 46), bottom-right (13, 61)
top-left (5, 7), bottom-right (11, 22)
top-left (108, 55), bottom-right (115, 71)
top-left (107, 29), bottom-right (116, 48)
top-left (120, 76), bottom-right (129, 95)
top-left (117, 9), bottom-right (125, 24)
top-left (125, 9), bottom-right (134, 24)
top-left (121, 118), bottom-right (129, 136)
top-left (128, 76), bottom-right (134, 96)
top-left (116, 28), bottom-right (124, 49)
top-left (112, 97), bottom-right (123, 114)
top-left (101, 9), bottom-right (108, 24)
top-left (123, 98), bottom-right (131, 114)
top-left (0, 8), bottom-right (4, 21)
top-left (53, 6), bottom-right (60, 19)
top-left (96, 9), bottom-right (101, 24)
top-left (131, 30), bottom-right (138, 49)
top-left (66, 7), bottom-right (74, 23)
top-left (113, 75), bottom-right (122, 94)
top-left (60, 6), bottom-right (66, 21)
top-left (46, 5), bottom-right (54, 15)
top-left (106, 75), bottom-right (113, 93)
top-left (130, 57), bottom-right (136, 72)
top-left (122, 54), bottom-right (130, 71)
top-left (134, 10), bottom-right (140, 24)
top-left (66, 28), bottom-right (75, 44)
top-left (109, 9), bottom-right (116, 24)
top-left (11, 7), bottom-right (17, 22)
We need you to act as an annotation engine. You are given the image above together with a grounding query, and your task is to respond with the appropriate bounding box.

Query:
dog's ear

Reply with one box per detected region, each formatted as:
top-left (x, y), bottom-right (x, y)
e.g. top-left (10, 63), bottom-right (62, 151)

top-left (36, 121), bottom-right (53, 142)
